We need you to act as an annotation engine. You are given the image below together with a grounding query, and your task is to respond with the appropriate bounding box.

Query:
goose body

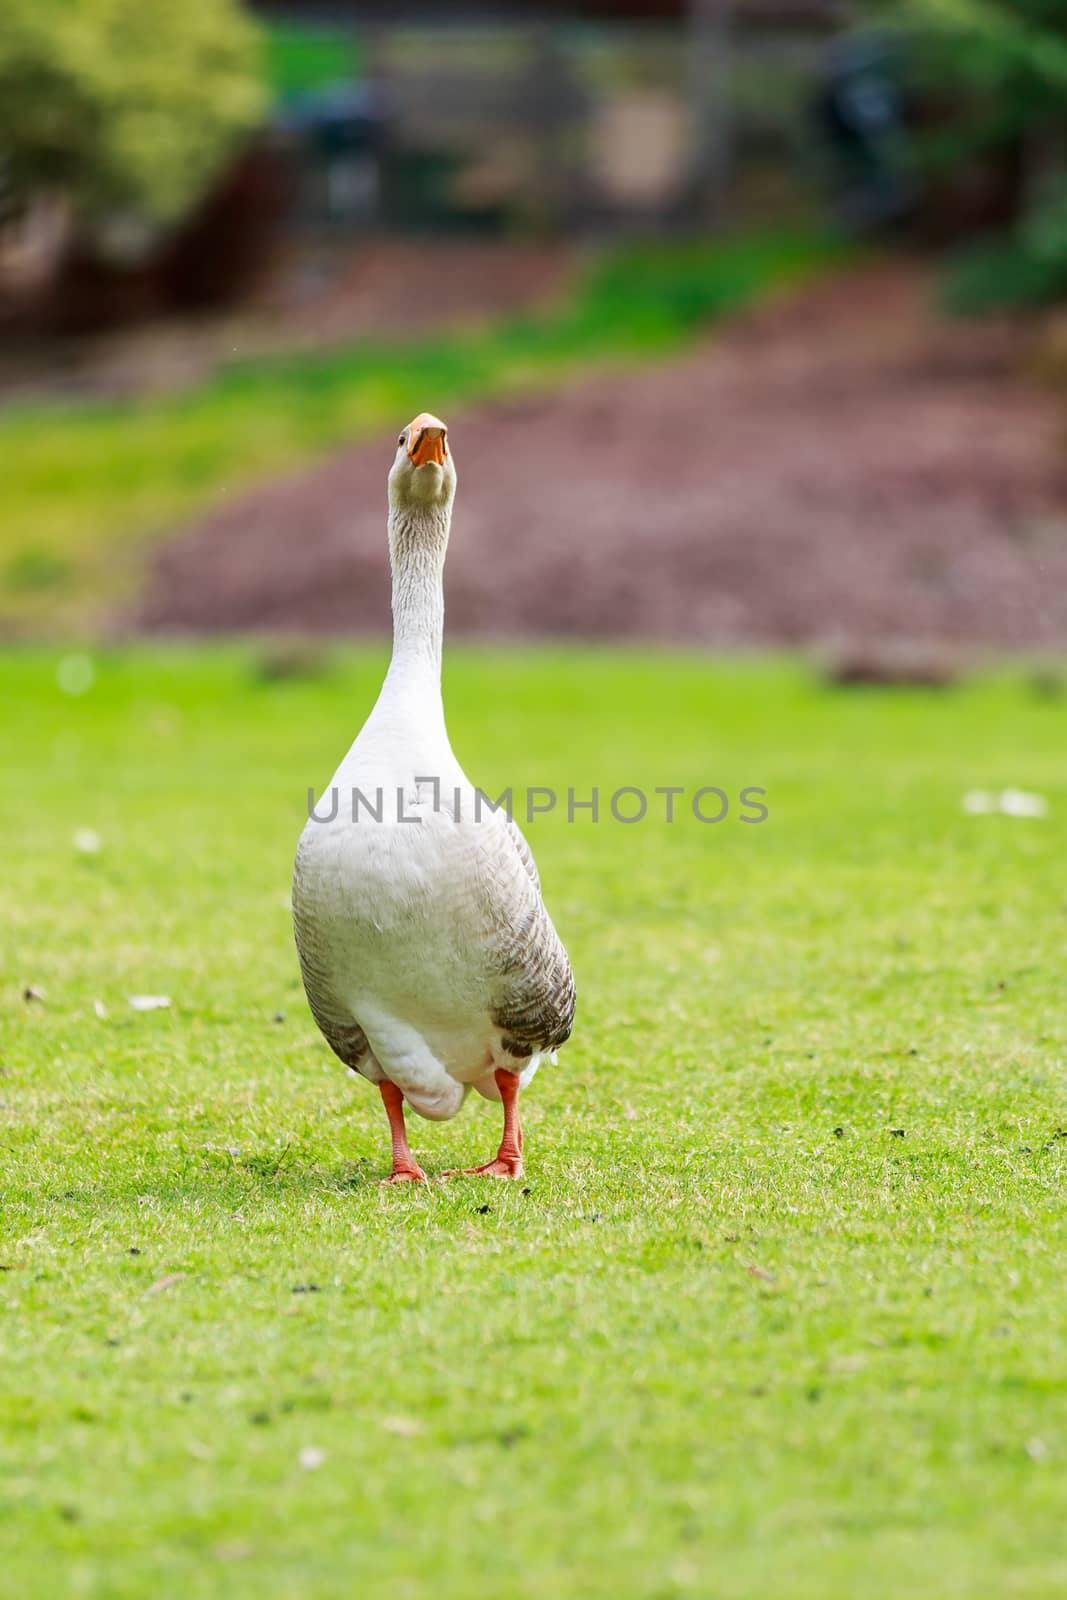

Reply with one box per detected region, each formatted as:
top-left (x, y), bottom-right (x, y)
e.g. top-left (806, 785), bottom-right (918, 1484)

top-left (292, 413), bottom-right (574, 1179)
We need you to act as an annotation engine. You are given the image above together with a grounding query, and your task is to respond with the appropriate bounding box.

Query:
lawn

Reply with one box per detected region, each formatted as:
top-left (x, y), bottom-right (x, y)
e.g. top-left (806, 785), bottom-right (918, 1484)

top-left (0, 231), bottom-right (844, 633)
top-left (2, 646), bottom-right (1065, 1599)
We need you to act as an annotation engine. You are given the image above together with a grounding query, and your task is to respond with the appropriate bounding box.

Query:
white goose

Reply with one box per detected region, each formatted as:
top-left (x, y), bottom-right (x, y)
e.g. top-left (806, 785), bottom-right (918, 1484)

top-left (292, 413), bottom-right (575, 1182)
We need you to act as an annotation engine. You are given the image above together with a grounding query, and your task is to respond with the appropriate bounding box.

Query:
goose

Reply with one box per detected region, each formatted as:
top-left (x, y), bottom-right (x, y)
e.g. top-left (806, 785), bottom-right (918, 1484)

top-left (292, 412), bottom-right (575, 1182)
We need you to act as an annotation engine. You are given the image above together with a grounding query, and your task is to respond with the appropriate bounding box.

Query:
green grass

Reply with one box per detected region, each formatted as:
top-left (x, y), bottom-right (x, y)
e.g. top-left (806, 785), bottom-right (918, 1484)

top-left (0, 231), bottom-right (846, 634)
top-left (2, 646), bottom-right (1066, 1598)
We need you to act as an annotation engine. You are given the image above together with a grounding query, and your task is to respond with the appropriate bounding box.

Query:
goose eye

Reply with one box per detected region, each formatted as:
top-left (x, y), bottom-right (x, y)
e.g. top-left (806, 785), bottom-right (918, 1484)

top-left (398, 433), bottom-right (407, 448)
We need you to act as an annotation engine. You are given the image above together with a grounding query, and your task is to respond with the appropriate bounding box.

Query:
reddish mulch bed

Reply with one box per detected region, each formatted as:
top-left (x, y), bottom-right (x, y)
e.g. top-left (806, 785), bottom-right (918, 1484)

top-left (130, 263), bottom-right (1067, 650)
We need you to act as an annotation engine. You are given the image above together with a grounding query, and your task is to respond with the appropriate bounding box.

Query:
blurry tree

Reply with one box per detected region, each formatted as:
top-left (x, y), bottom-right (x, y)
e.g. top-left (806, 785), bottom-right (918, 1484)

top-left (0, 0), bottom-right (266, 254)
top-left (894, 0), bottom-right (1067, 309)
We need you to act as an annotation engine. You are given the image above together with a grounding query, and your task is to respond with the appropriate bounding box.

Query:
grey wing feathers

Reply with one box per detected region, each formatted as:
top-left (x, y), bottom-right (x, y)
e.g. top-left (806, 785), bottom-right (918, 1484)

top-left (308, 1001), bottom-right (371, 1074)
top-left (490, 834), bottom-right (576, 1057)
top-left (292, 903), bottom-right (371, 1072)
top-left (506, 816), bottom-right (541, 893)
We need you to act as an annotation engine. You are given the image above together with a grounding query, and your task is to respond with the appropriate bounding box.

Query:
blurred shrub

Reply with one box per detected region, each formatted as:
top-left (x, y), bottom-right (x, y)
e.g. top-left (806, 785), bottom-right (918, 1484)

top-left (895, 1), bottom-right (1067, 310)
top-left (944, 179), bottom-right (1067, 312)
top-left (0, 0), bottom-right (266, 241)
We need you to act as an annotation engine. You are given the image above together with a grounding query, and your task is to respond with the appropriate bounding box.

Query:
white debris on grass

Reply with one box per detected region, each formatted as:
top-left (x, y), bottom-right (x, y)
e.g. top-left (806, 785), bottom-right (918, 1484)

top-left (127, 995), bottom-right (172, 1011)
top-left (1000, 788), bottom-right (1048, 818)
top-left (962, 789), bottom-right (1048, 818)
top-left (73, 828), bottom-right (102, 854)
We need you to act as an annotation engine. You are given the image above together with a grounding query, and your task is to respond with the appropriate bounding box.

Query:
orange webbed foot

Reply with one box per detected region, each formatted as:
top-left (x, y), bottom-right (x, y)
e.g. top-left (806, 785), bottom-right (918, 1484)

top-left (378, 1083), bottom-right (426, 1185)
top-left (443, 1067), bottom-right (525, 1180)
top-left (468, 1156), bottom-right (524, 1178)
top-left (379, 1164), bottom-right (427, 1185)
top-left (444, 1155), bottom-right (523, 1179)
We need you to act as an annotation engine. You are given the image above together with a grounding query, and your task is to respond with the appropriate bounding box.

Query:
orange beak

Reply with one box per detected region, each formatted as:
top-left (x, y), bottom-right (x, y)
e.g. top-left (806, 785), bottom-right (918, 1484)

top-left (407, 412), bottom-right (448, 468)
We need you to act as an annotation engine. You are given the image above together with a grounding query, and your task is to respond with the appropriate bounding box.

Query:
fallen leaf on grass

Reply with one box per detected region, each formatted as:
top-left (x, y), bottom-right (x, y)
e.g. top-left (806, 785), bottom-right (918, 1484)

top-left (830, 1353), bottom-right (868, 1374)
top-left (56, 653), bottom-right (95, 696)
top-left (747, 1264), bottom-right (777, 1284)
top-left (145, 1272), bottom-right (185, 1295)
top-left (382, 1415), bottom-right (424, 1438)
top-left (215, 1542), bottom-right (254, 1562)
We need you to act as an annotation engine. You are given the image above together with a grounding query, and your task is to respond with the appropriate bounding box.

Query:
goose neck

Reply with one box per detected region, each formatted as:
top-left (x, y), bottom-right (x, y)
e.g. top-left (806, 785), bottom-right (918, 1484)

top-left (385, 504), bottom-right (450, 696)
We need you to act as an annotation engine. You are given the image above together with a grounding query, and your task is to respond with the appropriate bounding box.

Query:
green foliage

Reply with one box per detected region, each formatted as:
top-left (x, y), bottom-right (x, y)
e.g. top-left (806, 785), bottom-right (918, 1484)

top-left (0, 230), bottom-right (849, 633)
top-left (894, 0), bottom-right (1067, 309)
top-left (896, 0), bottom-right (1067, 110)
top-left (2, 648), bottom-right (1066, 1597)
top-left (265, 20), bottom-right (361, 101)
top-left (0, 0), bottom-right (267, 229)
top-left (944, 181), bottom-right (1067, 312)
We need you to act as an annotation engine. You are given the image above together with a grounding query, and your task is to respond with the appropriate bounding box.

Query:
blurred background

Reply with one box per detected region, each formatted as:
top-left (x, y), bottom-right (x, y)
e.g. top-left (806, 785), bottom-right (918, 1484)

top-left (1, 0), bottom-right (1066, 664)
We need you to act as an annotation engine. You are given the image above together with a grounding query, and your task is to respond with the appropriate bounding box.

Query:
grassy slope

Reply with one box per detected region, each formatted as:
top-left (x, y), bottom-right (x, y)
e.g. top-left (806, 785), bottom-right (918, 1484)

top-left (0, 232), bottom-right (843, 632)
top-left (1, 647), bottom-right (1066, 1598)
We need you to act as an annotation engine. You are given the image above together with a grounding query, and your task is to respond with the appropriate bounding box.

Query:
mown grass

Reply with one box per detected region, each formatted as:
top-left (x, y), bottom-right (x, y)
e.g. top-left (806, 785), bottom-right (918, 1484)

top-left (0, 231), bottom-right (845, 632)
top-left (2, 646), bottom-right (1066, 1598)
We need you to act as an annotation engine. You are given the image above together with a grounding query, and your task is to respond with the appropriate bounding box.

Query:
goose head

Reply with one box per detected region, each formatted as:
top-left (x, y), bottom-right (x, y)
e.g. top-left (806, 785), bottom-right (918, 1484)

top-left (389, 412), bottom-right (456, 513)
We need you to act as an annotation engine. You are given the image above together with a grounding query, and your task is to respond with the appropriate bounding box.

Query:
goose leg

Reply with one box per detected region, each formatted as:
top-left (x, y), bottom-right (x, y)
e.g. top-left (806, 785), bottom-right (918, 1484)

top-left (452, 1068), bottom-right (524, 1179)
top-left (379, 1080), bottom-right (427, 1184)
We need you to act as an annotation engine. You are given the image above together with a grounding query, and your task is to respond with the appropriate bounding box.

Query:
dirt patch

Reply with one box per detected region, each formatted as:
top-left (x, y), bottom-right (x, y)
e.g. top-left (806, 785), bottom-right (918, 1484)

top-left (129, 262), bottom-right (1067, 649)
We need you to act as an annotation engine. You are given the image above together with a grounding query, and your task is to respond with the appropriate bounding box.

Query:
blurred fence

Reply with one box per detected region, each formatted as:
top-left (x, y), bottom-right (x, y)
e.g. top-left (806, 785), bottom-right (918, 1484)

top-left (285, 11), bottom-right (838, 234)
top-left (0, 3), bottom-right (842, 333)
